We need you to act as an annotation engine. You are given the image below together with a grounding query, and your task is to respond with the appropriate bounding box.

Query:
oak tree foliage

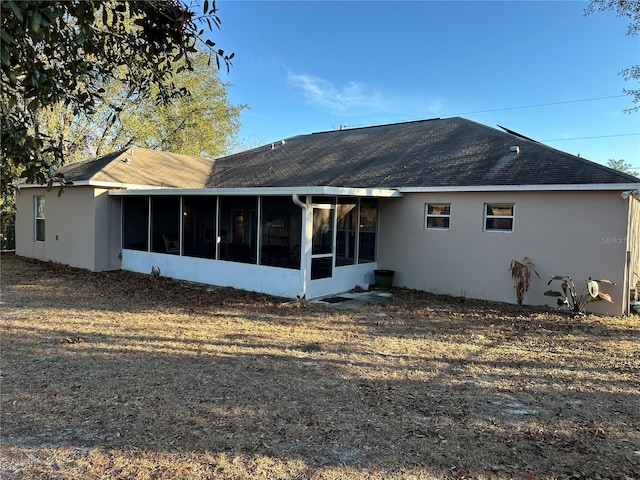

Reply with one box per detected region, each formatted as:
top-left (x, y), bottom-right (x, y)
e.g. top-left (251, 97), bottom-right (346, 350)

top-left (1, 0), bottom-right (233, 209)
top-left (607, 159), bottom-right (639, 177)
top-left (38, 51), bottom-right (244, 164)
top-left (586, 0), bottom-right (640, 112)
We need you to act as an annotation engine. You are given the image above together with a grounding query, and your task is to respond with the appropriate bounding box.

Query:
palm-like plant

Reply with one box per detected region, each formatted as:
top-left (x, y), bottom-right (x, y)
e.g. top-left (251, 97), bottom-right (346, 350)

top-left (509, 257), bottom-right (539, 305)
top-left (544, 276), bottom-right (614, 313)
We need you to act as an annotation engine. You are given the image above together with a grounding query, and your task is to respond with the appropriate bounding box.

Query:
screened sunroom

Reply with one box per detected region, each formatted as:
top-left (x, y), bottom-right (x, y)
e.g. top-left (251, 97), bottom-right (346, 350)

top-left (111, 188), bottom-right (400, 299)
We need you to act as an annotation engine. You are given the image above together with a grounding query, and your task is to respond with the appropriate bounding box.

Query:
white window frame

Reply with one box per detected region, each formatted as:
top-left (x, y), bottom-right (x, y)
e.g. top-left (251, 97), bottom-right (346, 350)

top-left (484, 203), bottom-right (514, 232)
top-left (34, 195), bottom-right (45, 242)
top-left (424, 203), bottom-right (451, 230)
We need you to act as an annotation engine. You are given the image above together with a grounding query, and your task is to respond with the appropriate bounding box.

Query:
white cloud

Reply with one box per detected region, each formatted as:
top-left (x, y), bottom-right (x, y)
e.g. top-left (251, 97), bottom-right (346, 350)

top-left (286, 70), bottom-right (387, 113)
top-left (285, 68), bottom-right (448, 123)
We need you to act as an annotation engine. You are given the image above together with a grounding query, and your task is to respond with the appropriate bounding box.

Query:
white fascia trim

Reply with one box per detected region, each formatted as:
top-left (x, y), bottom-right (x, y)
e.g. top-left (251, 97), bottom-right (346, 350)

top-left (397, 183), bottom-right (640, 193)
top-left (108, 186), bottom-right (403, 198)
top-left (16, 180), bottom-right (167, 190)
top-left (88, 181), bottom-right (168, 189)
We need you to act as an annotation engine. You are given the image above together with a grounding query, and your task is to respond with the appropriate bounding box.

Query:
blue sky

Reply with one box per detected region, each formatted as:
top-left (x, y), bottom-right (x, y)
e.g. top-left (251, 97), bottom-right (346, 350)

top-left (212, 1), bottom-right (639, 168)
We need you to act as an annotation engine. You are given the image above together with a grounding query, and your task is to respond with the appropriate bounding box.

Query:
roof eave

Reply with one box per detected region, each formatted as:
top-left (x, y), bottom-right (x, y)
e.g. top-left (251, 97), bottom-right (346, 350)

top-left (108, 186), bottom-right (403, 198)
top-left (15, 180), bottom-right (171, 190)
top-left (397, 183), bottom-right (640, 193)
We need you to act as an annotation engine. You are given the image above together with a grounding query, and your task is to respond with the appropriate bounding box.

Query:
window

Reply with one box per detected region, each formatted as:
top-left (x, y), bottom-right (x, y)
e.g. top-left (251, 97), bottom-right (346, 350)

top-left (260, 196), bottom-right (302, 269)
top-left (311, 208), bottom-right (335, 279)
top-left (218, 196), bottom-right (258, 263)
top-left (312, 208), bottom-right (334, 255)
top-left (336, 200), bottom-right (357, 266)
top-left (425, 203), bottom-right (450, 230)
top-left (484, 204), bottom-right (514, 232)
top-left (358, 199), bottom-right (377, 263)
top-left (122, 197), bottom-right (149, 251)
top-left (182, 196), bottom-right (217, 259)
top-left (151, 197), bottom-right (181, 254)
top-left (34, 196), bottom-right (45, 241)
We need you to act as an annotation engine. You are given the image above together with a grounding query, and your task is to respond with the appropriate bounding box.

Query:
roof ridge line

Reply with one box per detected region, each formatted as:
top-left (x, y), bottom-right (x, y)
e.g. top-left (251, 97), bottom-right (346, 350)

top-left (311, 117), bottom-right (443, 135)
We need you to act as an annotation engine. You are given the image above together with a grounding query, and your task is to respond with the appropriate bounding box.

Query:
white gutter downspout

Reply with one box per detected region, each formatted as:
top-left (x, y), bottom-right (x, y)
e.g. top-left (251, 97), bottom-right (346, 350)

top-left (292, 193), bottom-right (306, 209)
top-left (626, 250), bottom-right (631, 316)
top-left (292, 194), bottom-right (308, 299)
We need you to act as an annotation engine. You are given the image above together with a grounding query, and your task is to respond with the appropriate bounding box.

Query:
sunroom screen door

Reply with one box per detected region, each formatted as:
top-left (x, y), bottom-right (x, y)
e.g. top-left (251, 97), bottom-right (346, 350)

top-left (310, 206), bottom-right (335, 281)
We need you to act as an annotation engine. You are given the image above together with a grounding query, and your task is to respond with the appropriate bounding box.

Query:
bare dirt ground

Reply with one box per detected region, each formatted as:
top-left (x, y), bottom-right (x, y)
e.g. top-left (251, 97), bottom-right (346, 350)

top-left (1, 252), bottom-right (639, 479)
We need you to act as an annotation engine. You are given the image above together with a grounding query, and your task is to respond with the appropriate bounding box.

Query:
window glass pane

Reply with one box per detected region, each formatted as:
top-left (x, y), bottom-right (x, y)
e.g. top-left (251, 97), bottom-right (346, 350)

top-left (219, 196), bottom-right (258, 263)
top-left (312, 208), bottom-right (334, 255)
top-left (427, 217), bottom-right (450, 229)
top-left (486, 205), bottom-right (513, 216)
top-left (336, 202), bottom-right (357, 266)
top-left (486, 218), bottom-right (513, 231)
top-left (358, 199), bottom-right (377, 263)
top-left (183, 196), bottom-right (216, 259)
top-left (151, 197), bottom-right (181, 254)
top-left (36, 196), bottom-right (45, 218)
top-left (122, 197), bottom-right (149, 251)
top-left (34, 196), bottom-right (45, 241)
top-left (260, 196), bottom-right (302, 269)
top-left (35, 219), bottom-right (45, 241)
top-left (427, 204), bottom-right (450, 215)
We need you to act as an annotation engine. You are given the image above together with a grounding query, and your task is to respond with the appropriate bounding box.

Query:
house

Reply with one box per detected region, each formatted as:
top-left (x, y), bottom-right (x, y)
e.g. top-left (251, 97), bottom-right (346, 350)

top-left (14, 117), bottom-right (640, 315)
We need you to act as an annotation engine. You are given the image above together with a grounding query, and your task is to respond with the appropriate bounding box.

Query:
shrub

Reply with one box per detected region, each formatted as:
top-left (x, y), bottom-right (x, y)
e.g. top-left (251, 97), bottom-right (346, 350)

top-left (544, 276), bottom-right (614, 313)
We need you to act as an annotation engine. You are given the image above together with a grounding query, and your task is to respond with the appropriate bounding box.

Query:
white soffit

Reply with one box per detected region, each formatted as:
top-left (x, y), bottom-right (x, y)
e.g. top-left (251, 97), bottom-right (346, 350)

top-left (108, 186), bottom-right (402, 198)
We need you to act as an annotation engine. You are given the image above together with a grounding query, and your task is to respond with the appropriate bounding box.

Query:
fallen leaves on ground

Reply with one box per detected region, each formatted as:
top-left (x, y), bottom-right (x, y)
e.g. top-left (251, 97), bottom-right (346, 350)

top-left (1, 253), bottom-right (639, 479)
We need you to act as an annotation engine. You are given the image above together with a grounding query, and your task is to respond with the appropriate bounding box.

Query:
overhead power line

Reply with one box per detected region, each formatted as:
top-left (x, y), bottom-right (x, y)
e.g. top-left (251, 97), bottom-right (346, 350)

top-left (542, 132), bottom-right (640, 142)
top-left (454, 96), bottom-right (638, 145)
top-left (342, 95), bottom-right (636, 142)
top-left (445, 95), bottom-right (628, 117)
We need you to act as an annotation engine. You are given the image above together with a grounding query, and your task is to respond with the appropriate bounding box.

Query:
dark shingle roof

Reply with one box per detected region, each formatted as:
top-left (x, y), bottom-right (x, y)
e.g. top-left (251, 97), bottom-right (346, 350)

top-left (205, 117), bottom-right (638, 189)
top-left (53, 118), bottom-right (637, 191)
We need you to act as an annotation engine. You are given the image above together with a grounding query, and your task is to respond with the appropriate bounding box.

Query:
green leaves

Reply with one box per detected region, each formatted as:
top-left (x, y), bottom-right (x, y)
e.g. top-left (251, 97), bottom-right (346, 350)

top-left (1, 0), bottom-right (235, 211)
top-left (543, 290), bottom-right (563, 297)
top-left (5, 0), bottom-right (23, 23)
top-left (586, 1), bottom-right (639, 111)
top-left (545, 276), bottom-right (615, 313)
top-left (31, 49), bottom-right (243, 166)
top-left (30, 10), bottom-right (42, 33)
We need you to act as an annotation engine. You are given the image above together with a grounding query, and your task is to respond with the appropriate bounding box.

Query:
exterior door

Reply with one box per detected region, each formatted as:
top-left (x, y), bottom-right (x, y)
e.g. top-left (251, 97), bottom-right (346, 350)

top-left (308, 205), bottom-right (335, 297)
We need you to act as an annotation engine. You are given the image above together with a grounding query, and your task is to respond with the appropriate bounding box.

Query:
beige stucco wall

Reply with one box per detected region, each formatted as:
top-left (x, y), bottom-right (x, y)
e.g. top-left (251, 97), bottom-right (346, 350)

top-left (15, 186), bottom-right (121, 272)
top-left (378, 190), bottom-right (631, 315)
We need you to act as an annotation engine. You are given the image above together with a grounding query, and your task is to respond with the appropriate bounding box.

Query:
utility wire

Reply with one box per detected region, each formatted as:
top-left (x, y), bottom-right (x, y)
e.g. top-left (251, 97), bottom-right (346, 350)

top-left (343, 95), bottom-right (637, 143)
top-left (444, 95), bottom-right (628, 116)
top-left (542, 132), bottom-right (640, 142)
top-left (444, 95), bottom-right (639, 145)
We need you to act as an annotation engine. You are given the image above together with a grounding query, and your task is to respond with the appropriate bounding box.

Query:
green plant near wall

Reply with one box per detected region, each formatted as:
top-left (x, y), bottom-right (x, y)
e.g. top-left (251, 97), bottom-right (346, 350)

top-left (509, 257), bottom-right (539, 305)
top-left (544, 276), bottom-right (614, 314)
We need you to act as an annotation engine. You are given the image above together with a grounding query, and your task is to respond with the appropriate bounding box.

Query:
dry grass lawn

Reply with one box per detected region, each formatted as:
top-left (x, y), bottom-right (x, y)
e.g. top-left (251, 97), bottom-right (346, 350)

top-left (1, 252), bottom-right (639, 479)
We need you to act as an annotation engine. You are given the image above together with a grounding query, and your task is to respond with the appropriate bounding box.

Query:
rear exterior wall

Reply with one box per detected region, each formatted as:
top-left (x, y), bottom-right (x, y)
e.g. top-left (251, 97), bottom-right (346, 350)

top-left (378, 190), bottom-right (631, 316)
top-left (15, 186), bottom-right (121, 272)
